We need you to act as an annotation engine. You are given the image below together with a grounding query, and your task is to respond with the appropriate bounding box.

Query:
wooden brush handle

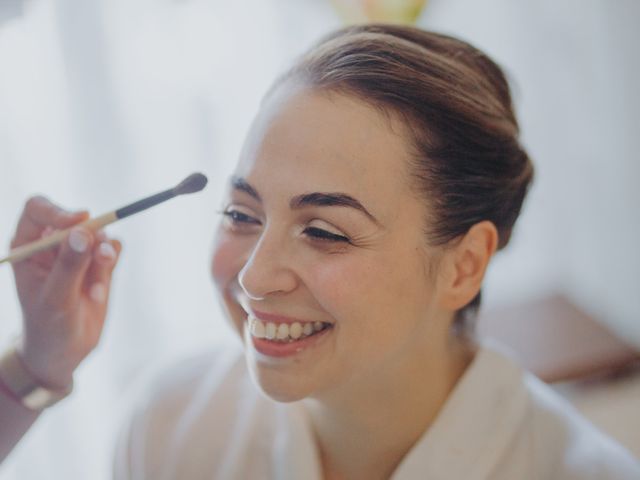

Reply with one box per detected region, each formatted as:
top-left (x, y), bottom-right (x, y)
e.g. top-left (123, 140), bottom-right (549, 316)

top-left (0, 212), bottom-right (117, 265)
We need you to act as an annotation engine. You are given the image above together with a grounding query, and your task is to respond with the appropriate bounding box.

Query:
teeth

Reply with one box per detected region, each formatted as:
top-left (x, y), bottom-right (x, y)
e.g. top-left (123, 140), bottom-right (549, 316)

top-left (289, 322), bottom-right (302, 339)
top-left (248, 316), bottom-right (330, 343)
top-left (265, 322), bottom-right (277, 340)
top-left (276, 323), bottom-right (289, 340)
top-left (251, 319), bottom-right (266, 339)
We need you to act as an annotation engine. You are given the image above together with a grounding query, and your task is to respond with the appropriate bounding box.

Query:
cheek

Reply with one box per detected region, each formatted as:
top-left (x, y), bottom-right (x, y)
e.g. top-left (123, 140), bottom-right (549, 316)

top-left (210, 230), bottom-right (248, 292)
top-left (309, 250), bottom-right (432, 328)
top-left (211, 230), bottom-right (257, 339)
top-left (309, 254), bottom-right (388, 317)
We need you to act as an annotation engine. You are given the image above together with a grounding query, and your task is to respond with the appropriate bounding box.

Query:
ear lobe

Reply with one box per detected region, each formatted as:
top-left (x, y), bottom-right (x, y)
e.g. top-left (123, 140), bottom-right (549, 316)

top-left (439, 221), bottom-right (498, 311)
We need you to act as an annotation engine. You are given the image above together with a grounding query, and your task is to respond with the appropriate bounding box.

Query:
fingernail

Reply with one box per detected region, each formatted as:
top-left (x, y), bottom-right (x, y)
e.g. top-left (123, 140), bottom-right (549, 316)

top-left (89, 283), bottom-right (107, 303)
top-left (99, 242), bottom-right (117, 260)
top-left (68, 229), bottom-right (89, 253)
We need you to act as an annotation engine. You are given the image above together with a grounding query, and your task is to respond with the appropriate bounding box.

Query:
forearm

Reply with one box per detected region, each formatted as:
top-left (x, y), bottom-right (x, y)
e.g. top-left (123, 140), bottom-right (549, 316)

top-left (0, 378), bottom-right (40, 464)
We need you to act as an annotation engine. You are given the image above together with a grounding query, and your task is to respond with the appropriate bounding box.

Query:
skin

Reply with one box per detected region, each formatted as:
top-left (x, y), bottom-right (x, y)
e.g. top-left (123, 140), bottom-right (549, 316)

top-left (211, 82), bottom-right (498, 480)
top-left (1, 198), bottom-right (121, 462)
top-left (11, 198), bottom-right (122, 389)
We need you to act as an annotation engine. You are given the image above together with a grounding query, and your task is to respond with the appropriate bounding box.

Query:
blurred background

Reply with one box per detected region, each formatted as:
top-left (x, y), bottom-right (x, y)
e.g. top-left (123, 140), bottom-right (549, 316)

top-left (0, 0), bottom-right (638, 478)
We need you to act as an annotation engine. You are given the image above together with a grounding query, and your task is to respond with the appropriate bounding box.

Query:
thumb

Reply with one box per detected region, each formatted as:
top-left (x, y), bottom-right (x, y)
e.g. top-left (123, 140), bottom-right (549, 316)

top-left (42, 227), bottom-right (95, 309)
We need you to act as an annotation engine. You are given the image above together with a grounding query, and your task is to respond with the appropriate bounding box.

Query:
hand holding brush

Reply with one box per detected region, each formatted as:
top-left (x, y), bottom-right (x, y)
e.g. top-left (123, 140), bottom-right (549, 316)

top-left (1, 173), bottom-right (207, 397)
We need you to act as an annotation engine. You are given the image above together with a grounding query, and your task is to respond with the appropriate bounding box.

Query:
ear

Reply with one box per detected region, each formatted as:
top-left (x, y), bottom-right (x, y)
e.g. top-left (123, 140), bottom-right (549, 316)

top-left (438, 221), bottom-right (498, 311)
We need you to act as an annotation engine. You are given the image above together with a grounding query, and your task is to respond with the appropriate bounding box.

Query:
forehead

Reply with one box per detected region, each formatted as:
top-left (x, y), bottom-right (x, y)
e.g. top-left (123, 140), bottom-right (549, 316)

top-left (235, 85), bottom-right (417, 221)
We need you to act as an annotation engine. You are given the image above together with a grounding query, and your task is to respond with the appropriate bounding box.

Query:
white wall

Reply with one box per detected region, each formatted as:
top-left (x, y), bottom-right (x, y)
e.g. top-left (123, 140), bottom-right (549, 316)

top-left (422, 1), bottom-right (640, 346)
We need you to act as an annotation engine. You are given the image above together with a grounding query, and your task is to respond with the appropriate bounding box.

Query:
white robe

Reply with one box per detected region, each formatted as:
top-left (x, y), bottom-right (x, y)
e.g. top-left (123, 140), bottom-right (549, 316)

top-left (113, 343), bottom-right (640, 479)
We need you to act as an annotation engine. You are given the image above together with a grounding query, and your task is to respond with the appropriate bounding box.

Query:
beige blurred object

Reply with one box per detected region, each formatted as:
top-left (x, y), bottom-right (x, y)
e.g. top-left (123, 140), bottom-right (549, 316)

top-left (477, 293), bottom-right (640, 383)
top-left (553, 369), bottom-right (640, 458)
top-left (478, 294), bottom-right (640, 457)
top-left (330, 0), bottom-right (428, 25)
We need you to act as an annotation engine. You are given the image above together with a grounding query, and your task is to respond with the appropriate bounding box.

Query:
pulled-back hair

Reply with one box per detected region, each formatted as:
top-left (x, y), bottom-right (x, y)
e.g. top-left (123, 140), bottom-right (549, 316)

top-left (276, 24), bottom-right (534, 333)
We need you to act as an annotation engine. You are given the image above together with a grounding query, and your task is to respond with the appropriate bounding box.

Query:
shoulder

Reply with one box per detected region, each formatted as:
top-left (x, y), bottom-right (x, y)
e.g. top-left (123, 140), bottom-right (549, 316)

top-left (136, 343), bottom-right (248, 416)
top-left (113, 343), bottom-right (273, 479)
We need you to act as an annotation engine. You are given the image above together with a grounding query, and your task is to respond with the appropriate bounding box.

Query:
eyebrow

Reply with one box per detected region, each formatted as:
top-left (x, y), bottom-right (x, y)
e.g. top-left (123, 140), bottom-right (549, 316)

top-left (231, 176), bottom-right (261, 202)
top-left (230, 176), bottom-right (379, 224)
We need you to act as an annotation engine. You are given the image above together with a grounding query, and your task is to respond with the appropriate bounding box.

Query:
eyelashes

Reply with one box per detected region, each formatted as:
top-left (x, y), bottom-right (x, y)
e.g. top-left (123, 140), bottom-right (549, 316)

top-left (302, 226), bottom-right (350, 243)
top-left (221, 209), bottom-right (260, 225)
top-left (220, 209), bottom-right (351, 244)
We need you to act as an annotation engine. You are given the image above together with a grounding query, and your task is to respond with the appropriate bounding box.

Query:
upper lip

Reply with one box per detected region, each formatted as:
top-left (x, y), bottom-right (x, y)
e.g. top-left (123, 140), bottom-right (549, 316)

top-left (248, 308), bottom-right (330, 326)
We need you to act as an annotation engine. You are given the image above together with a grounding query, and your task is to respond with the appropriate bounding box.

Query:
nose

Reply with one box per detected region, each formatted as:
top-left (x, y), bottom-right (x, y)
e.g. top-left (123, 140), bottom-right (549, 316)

top-left (238, 228), bottom-right (298, 300)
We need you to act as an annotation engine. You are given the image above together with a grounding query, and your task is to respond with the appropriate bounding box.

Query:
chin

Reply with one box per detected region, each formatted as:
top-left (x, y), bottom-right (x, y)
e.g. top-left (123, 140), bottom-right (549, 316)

top-left (242, 337), bottom-right (318, 402)
top-left (245, 361), bottom-right (313, 403)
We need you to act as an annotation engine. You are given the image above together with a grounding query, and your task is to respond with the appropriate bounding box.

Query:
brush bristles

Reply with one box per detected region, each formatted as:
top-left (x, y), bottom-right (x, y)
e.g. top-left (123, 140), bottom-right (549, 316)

top-left (174, 173), bottom-right (208, 195)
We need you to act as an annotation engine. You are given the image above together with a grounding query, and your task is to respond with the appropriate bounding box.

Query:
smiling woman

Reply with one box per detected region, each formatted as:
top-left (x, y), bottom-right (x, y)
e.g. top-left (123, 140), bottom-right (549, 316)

top-left (165, 25), bottom-right (635, 478)
top-left (2, 23), bottom-right (639, 480)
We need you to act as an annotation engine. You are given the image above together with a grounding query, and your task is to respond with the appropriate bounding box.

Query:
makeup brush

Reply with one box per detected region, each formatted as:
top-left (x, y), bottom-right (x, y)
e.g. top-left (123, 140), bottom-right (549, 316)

top-left (0, 172), bottom-right (208, 266)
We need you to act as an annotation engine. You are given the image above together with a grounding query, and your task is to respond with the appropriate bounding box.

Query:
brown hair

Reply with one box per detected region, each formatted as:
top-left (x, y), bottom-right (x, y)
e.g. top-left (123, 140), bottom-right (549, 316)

top-left (276, 24), bottom-right (534, 333)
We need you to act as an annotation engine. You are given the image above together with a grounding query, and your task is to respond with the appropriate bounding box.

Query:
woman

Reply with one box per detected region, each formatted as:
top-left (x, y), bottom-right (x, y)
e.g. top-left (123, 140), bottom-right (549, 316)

top-left (2, 25), bottom-right (639, 479)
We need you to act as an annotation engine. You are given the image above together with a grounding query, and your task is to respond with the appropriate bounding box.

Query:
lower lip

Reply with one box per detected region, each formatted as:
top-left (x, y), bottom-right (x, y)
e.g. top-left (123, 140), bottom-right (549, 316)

top-left (248, 324), bottom-right (334, 358)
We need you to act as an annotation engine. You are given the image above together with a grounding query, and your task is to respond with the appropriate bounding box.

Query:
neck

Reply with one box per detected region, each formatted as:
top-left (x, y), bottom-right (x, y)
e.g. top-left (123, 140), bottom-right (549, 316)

top-left (303, 328), bottom-right (475, 480)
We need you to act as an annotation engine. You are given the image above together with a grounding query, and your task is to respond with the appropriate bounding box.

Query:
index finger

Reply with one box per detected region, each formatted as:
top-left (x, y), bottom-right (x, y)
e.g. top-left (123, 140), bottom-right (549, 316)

top-left (11, 196), bottom-right (89, 248)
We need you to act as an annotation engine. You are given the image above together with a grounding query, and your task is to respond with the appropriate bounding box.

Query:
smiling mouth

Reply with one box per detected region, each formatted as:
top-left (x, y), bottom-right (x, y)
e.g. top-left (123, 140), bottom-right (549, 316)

top-left (247, 315), bottom-right (333, 343)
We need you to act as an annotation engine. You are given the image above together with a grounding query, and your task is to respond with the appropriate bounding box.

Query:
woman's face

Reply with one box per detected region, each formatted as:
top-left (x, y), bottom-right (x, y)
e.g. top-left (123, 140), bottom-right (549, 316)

top-left (211, 84), bottom-right (447, 402)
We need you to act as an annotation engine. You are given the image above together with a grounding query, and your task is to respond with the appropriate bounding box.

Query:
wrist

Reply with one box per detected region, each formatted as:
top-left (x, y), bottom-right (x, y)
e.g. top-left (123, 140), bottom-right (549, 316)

top-left (0, 337), bottom-right (74, 411)
top-left (16, 335), bottom-right (76, 389)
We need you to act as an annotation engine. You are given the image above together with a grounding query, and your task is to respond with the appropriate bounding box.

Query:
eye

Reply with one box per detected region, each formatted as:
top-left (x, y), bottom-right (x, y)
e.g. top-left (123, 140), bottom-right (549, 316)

top-left (303, 226), bottom-right (350, 243)
top-left (220, 207), bottom-right (261, 226)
